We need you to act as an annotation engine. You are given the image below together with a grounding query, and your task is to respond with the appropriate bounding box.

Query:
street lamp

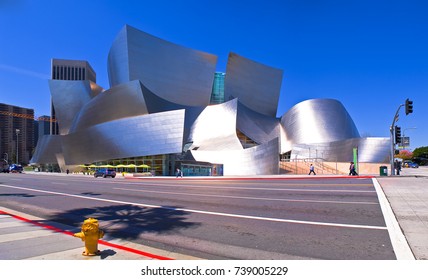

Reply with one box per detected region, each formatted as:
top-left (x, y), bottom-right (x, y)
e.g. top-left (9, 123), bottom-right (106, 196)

top-left (16, 129), bottom-right (20, 164)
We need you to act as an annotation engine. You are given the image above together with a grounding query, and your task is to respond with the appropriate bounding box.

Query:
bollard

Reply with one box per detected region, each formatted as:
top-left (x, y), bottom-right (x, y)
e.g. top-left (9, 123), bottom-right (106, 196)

top-left (73, 217), bottom-right (104, 256)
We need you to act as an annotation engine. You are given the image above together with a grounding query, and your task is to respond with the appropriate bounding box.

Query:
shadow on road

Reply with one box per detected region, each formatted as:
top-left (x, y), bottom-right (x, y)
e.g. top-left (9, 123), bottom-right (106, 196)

top-left (48, 204), bottom-right (200, 239)
top-left (0, 193), bottom-right (35, 198)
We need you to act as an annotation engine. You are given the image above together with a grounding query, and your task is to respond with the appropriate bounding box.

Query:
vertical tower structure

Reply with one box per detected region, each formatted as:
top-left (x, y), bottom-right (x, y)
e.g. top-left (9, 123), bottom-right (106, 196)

top-left (50, 59), bottom-right (97, 135)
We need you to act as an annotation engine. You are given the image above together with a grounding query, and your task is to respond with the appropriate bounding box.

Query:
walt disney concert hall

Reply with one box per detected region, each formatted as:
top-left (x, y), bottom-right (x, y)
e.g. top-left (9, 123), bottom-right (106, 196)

top-left (30, 25), bottom-right (389, 175)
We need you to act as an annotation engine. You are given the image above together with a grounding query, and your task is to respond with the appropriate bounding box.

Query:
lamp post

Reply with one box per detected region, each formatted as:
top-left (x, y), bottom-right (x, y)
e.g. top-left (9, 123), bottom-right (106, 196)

top-left (16, 129), bottom-right (20, 164)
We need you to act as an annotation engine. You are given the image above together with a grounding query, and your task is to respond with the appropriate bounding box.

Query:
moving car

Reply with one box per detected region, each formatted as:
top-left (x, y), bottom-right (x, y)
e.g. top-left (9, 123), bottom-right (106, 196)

top-left (9, 164), bottom-right (23, 173)
top-left (403, 160), bottom-right (419, 168)
top-left (94, 168), bottom-right (116, 178)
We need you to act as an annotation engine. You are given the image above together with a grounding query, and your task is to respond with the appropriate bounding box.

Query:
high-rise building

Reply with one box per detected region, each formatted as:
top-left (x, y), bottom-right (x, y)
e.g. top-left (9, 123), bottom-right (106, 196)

top-left (50, 59), bottom-right (96, 134)
top-left (0, 103), bottom-right (35, 164)
top-left (34, 115), bottom-right (51, 146)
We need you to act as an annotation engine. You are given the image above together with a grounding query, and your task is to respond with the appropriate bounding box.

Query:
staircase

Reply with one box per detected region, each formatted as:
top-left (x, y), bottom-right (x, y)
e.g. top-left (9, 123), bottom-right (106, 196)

top-left (280, 159), bottom-right (348, 175)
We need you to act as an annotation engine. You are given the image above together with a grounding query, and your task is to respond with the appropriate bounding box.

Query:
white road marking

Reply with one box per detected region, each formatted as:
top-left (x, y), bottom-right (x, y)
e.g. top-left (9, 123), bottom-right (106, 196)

top-left (122, 183), bottom-right (376, 193)
top-left (114, 187), bottom-right (379, 205)
top-left (372, 178), bottom-right (415, 260)
top-left (0, 183), bottom-right (387, 230)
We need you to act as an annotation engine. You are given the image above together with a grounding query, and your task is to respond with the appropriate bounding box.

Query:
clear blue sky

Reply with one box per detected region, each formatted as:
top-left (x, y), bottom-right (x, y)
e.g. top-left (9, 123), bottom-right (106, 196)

top-left (0, 0), bottom-right (426, 149)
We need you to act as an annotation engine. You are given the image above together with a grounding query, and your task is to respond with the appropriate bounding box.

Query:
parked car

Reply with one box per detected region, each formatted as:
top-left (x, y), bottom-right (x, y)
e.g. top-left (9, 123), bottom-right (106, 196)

top-left (9, 164), bottom-right (23, 173)
top-left (94, 168), bottom-right (116, 178)
top-left (402, 160), bottom-right (419, 168)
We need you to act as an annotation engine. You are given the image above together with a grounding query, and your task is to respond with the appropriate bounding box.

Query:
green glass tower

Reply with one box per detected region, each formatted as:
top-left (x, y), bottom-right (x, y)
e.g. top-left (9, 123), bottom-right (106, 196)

top-left (210, 72), bottom-right (225, 104)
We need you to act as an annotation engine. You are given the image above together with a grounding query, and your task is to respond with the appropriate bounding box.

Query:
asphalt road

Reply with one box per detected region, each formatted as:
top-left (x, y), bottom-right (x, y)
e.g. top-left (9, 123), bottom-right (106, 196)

top-left (0, 173), bottom-right (396, 259)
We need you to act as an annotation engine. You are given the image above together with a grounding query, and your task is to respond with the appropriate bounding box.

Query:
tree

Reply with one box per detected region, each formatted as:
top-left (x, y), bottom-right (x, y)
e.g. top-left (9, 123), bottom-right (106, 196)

top-left (396, 150), bottom-right (413, 160)
top-left (413, 146), bottom-right (428, 158)
top-left (412, 146), bottom-right (428, 166)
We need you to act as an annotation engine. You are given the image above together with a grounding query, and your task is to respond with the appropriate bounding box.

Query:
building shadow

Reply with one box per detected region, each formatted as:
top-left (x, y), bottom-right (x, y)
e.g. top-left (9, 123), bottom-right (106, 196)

top-left (48, 204), bottom-right (200, 240)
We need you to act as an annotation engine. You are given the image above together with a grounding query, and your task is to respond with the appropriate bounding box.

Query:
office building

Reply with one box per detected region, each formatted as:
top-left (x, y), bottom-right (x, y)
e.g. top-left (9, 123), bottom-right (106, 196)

top-left (0, 103), bottom-right (35, 165)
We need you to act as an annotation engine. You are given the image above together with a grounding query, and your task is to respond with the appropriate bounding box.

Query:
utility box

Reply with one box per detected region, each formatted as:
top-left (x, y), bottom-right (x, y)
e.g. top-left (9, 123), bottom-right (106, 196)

top-left (379, 166), bottom-right (388, 176)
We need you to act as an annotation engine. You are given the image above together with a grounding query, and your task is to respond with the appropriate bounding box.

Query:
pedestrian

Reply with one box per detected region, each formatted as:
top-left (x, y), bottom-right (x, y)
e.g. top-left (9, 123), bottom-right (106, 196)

top-left (349, 162), bottom-right (358, 176)
top-left (66, 169), bottom-right (69, 174)
top-left (308, 164), bottom-right (316, 175)
top-left (176, 168), bottom-right (182, 178)
top-left (394, 159), bottom-right (401, 175)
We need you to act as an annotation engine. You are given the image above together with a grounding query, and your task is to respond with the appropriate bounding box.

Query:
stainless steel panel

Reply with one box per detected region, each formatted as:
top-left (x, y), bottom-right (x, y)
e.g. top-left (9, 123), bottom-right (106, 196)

top-left (291, 137), bottom-right (389, 163)
top-left (70, 80), bottom-right (148, 132)
top-left (108, 25), bottom-right (217, 106)
top-left (225, 52), bottom-right (283, 117)
top-left (49, 80), bottom-right (103, 135)
top-left (30, 135), bottom-right (63, 164)
top-left (62, 110), bottom-right (185, 164)
top-left (191, 138), bottom-right (279, 175)
top-left (237, 101), bottom-right (280, 144)
top-left (187, 99), bottom-right (242, 151)
top-left (280, 98), bottom-right (360, 152)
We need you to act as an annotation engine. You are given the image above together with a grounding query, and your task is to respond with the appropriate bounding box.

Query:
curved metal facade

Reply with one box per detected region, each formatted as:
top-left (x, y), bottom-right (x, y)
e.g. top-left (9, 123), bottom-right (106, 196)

top-left (280, 99), bottom-right (361, 152)
top-left (49, 80), bottom-right (103, 135)
top-left (291, 137), bottom-right (390, 163)
top-left (70, 80), bottom-right (148, 132)
top-left (191, 138), bottom-right (280, 175)
top-left (108, 25), bottom-right (218, 107)
top-left (31, 135), bottom-right (63, 164)
top-left (62, 110), bottom-right (185, 165)
top-left (237, 101), bottom-right (280, 145)
top-left (224, 52), bottom-right (283, 117)
top-left (31, 25), bottom-right (390, 174)
top-left (186, 99), bottom-right (242, 151)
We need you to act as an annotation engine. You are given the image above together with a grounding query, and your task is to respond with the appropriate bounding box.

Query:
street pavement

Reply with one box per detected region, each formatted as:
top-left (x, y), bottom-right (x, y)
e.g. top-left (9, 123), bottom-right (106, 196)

top-left (0, 167), bottom-right (427, 260)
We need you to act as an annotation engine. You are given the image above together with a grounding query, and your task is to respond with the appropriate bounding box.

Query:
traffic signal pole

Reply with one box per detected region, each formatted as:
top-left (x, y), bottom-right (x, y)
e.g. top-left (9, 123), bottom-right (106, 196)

top-left (390, 104), bottom-right (403, 176)
top-left (390, 98), bottom-right (414, 176)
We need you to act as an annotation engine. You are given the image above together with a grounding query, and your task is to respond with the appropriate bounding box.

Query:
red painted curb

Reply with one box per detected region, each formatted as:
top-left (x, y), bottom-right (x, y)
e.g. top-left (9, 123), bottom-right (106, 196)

top-left (0, 210), bottom-right (173, 260)
top-left (125, 175), bottom-right (375, 181)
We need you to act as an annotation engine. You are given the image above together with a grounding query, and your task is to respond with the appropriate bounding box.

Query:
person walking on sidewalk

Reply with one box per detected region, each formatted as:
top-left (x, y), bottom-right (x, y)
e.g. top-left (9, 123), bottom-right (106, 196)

top-left (308, 164), bottom-right (316, 175)
top-left (176, 168), bottom-right (183, 178)
top-left (394, 159), bottom-right (402, 175)
top-left (349, 162), bottom-right (358, 176)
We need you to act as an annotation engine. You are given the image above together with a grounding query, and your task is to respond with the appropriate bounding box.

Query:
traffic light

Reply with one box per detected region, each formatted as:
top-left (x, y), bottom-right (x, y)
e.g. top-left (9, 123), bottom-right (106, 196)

top-left (405, 98), bottom-right (413, 115)
top-left (395, 126), bottom-right (402, 144)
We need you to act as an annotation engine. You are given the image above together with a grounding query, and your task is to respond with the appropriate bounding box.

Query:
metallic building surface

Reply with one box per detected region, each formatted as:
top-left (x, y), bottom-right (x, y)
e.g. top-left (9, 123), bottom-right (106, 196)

top-left (237, 102), bottom-right (280, 145)
top-left (49, 80), bottom-right (103, 135)
top-left (62, 110), bottom-right (185, 165)
top-left (31, 25), bottom-right (390, 175)
top-left (224, 52), bottom-right (283, 117)
top-left (70, 80), bottom-right (148, 132)
top-left (191, 138), bottom-right (279, 175)
top-left (280, 98), bottom-right (361, 153)
top-left (291, 137), bottom-right (390, 163)
top-left (186, 99), bottom-right (242, 151)
top-left (108, 25), bottom-right (218, 106)
top-left (30, 135), bottom-right (63, 164)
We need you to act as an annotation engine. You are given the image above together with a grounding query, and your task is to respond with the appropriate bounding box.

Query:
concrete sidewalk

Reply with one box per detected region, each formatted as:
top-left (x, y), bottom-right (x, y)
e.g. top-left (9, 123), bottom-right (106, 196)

top-left (377, 175), bottom-right (428, 260)
top-left (0, 207), bottom-right (199, 260)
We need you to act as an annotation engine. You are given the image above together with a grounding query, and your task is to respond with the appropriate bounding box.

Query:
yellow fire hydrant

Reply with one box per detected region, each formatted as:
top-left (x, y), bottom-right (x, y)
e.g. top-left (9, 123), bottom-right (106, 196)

top-left (73, 217), bottom-right (104, 256)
